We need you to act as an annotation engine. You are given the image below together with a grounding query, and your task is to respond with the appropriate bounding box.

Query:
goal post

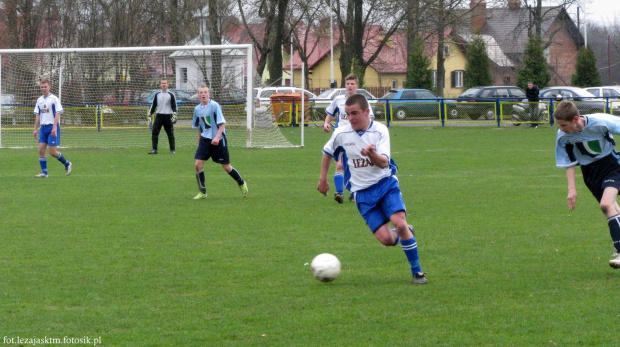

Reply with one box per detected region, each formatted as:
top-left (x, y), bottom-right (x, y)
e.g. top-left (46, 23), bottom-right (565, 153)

top-left (0, 45), bottom-right (298, 149)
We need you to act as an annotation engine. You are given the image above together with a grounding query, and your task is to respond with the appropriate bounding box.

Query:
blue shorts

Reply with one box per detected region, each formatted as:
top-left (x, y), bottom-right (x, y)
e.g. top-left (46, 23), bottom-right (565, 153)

top-left (355, 176), bottom-right (407, 233)
top-left (194, 137), bottom-right (230, 164)
top-left (38, 124), bottom-right (60, 146)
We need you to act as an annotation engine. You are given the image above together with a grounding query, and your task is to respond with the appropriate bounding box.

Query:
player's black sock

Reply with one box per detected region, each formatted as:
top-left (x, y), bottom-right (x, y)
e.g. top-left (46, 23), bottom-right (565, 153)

top-left (607, 214), bottom-right (620, 252)
top-left (228, 167), bottom-right (244, 185)
top-left (196, 171), bottom-right (206, 194)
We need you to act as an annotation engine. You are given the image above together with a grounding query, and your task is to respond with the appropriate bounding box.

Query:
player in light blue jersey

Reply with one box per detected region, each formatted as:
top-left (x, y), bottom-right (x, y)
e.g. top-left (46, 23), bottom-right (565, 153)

top-left (191, 86), bottom-right (248, 200)
top-left (555, 100), bottom-right (620, 268)
top-left (32, 79), bottom-right (72, 178)
top-left (318, 94), bottom-right (427, 285)
top-left (323, 74), bottom-right (374, 204)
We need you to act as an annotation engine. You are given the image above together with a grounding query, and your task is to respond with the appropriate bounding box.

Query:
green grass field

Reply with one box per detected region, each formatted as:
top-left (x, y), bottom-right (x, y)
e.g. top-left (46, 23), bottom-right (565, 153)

top-left (1, 125), bottom-right (618, 346)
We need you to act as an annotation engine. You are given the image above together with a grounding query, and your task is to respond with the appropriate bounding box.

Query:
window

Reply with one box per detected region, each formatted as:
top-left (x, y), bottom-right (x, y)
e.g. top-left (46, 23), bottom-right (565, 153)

top-left (451, 70), bottom-right (464, 88)
top-left (392, 80), bottom-right (397, 88)
top-left (432, 71), bottom-right (437, 88)
top-left (444, 44), bottom-right (451, 57)
top-left (402, 90), bottom-right (416, 99)
top-left (180, 68), bottom-right (188, 83)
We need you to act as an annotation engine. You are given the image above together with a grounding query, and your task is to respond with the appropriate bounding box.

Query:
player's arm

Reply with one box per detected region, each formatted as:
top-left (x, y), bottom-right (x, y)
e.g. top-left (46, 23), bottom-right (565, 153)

top-left (51, 112), bottom-right (61, 137)
top-left (323, 113), bottom-right (334, 133)
top-left (318, 153), bottom-right (333, 195)
top-left (211, 123), bottom-right (225, 145)
top-left (361, 144), bottom-right (389, 169)
top-left (33, 114), bottom-right (40, 138)
top-left (566, 166), bottom-right (577, 210)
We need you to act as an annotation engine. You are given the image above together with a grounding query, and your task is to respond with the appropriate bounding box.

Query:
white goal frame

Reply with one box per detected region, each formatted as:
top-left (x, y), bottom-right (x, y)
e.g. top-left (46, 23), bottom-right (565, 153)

top-left (0, 45), bottom-right (299, 149)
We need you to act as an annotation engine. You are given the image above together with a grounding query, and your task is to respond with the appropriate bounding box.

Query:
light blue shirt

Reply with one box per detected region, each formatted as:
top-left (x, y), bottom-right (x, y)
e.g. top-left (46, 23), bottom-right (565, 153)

top-left (556, 114), bottom-right (620, 167)
top-left (192, 100), bottom-right (226, 140)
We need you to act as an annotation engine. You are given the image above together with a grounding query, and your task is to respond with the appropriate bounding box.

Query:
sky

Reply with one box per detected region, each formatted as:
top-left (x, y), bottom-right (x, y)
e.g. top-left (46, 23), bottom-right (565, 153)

top-left (582, 0), bottom-right (620, 25)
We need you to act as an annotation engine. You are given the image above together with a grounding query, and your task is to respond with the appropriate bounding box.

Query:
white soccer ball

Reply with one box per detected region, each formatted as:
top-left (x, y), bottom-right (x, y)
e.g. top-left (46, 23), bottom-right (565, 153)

top-left (310, 253), bottom-right (341, 282)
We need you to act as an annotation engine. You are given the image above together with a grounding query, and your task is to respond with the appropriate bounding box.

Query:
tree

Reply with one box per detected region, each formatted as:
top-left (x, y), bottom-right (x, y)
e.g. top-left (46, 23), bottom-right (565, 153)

top-left (516, 36), bottom-right (551, 90)
top-left (404, 35), bottom-right (433, 90)
top-left (332, 0), bottom-right (410, 87)
top-left (464, 35), bottom-right (491, 89)
top-left (571, 46), bottom-right (602, 87)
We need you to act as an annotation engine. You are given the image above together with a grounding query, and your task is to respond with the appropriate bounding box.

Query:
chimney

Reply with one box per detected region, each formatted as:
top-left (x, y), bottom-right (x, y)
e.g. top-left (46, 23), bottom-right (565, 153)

top-left (508, 0), bottom-right (520, 9)
top-left (470, 0), bottom-right (487, 34)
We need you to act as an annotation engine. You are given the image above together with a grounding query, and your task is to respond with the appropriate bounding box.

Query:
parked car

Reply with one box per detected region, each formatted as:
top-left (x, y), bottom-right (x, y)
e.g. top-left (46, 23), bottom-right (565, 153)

top-left (452, 86), bottom-right (526, 120)
top-left (539, 86), bottom-right (606, 114)
top-left (138, 89), bottom-right (198, 106)
top-left (190, 88), bottom-right (247, 105)
top-left (254, 86), bottom-right (316, 112)
top-left (311, 88), bottom-right (378, 115)
top-left (585, 86), bottom-right (620, 115)
top-left (102, 90), bottom-right (143, 106)
top-left (378, 89), bottom-right (441, 120)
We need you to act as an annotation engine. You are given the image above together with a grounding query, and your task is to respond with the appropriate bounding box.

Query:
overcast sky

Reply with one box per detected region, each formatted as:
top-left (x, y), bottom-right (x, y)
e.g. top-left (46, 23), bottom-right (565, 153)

top-left (578, 0), bottom-right (619, 25)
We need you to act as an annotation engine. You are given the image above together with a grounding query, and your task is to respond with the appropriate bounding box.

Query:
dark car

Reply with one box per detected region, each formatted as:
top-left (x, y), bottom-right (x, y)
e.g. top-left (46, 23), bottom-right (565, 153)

top-left (378, 89), bottom-right (441, 120)
top-left (451, 86), bottom-right (526, 120)
top-left (191, 88), bottom-right (247, 105)
top-left (539, 86), bottom-right (606, 115)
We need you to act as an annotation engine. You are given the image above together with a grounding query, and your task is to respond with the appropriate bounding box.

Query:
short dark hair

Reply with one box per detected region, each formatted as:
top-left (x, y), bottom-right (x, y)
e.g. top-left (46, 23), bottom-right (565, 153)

top-left (345, 74), bottom-right (359, 83)
top-left (345, 94), bottom-right (369, 111)
top-left (553, 100), bottom-right (580, 121)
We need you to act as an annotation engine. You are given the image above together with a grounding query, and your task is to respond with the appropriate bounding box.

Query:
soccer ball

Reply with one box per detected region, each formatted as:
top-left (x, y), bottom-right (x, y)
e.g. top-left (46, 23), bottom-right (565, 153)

top-left (310, 253), bottom-right (341, 282)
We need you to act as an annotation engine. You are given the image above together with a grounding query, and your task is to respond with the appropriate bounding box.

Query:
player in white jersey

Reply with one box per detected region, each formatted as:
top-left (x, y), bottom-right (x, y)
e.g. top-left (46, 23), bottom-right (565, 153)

top-left (323, 74), bottom-right (374, 204)
top-left (32, 79), bottom-right (72, 178)
top-left (318, 94), bottom-right (427, 285)
top-left (554, 100), bottom-right (620, 269)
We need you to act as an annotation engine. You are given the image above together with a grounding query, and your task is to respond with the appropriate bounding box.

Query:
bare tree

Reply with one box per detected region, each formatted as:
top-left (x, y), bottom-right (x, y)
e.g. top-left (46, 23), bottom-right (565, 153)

top-left (331, 0), bottom-right (410, 87)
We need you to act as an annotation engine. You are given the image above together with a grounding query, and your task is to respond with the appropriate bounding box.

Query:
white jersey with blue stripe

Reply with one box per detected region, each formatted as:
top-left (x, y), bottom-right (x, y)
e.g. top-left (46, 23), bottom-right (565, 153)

top-left (322, 120), bottom-right (392, 192)
top-left (33, 94), bottom-right (63, 125)
top-left (556, 114), bottom-right (620, 167)
top-left (192, 100), bottom-right (226, 140)
top-left (325, 94), bottom-right (374, 129)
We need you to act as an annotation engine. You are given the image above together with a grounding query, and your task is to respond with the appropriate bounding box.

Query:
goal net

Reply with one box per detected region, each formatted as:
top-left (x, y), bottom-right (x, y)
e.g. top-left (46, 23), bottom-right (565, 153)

top-left (0, 45), bottom-right (298, 149)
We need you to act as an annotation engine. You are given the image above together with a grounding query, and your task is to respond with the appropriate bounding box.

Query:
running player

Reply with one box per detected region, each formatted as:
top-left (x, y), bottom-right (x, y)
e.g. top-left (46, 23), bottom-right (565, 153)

top-left (555, 100), bottom-right (620, 268)
top-left (318, 94), bottom-right (427, 285)
top-left (33, 79), bottom-right (72, 178)
top-left (323, 74), bottom-right (374, 203)
top-left (192, 86), bottom-right (248, 199)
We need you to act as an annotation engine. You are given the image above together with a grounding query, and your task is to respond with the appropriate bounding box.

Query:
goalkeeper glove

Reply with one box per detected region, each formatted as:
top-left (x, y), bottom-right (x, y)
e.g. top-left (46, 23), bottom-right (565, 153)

top-left (171, 113), bottom-right (177, 124)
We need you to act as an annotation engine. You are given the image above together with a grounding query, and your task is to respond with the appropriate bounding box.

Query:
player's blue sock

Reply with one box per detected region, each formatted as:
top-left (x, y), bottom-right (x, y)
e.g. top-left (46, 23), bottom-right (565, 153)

top-left (401, 237), bottom-right (422, 274)
top-left (390, 228), bottom-right (401, 245)
top-left (39, 158), bottom-right (48, 175)
top-left (607, 214), bottom-right (620, 252)
top-left (334, 172), bottom-right (344, 195)
top-left (56, 153), bottom-right (68, 166)
top-left (227, 167), bottom-right (244, 185)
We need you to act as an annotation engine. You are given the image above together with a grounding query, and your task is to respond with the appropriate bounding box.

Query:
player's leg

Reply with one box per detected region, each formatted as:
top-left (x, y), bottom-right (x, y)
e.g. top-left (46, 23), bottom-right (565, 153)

top-left (36, 142), bottom-right (49, 177)
top-left (149, 114), bottom-right (163, 154)
top-left (333, 157), bottom-right (344, 203)
top-left (194, 159), bottom-right (207, 199)
top-left (221, 160), bottom-right (248, 197)
top-left (48, 141), bottom-right (72, 176)
top-left (601, 187), bottom-right (620, 268)
top-left (162, 115), bottom-right (175, 153)
top-left (193, 139), bottom-right (209, 199)
top-left (390, 211), bottom-right (425, 283)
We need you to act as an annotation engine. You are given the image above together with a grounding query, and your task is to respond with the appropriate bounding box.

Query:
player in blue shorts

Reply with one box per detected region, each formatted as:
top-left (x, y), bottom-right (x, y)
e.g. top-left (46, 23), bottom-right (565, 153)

top-left (192, 86), bottom-right (248, 200)
top-left (318, 94), bottom-right (427, 284)
top-left (32, 79), bottom-right (72, 178)
top-left (554, 100), bottom-right (620, 268)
